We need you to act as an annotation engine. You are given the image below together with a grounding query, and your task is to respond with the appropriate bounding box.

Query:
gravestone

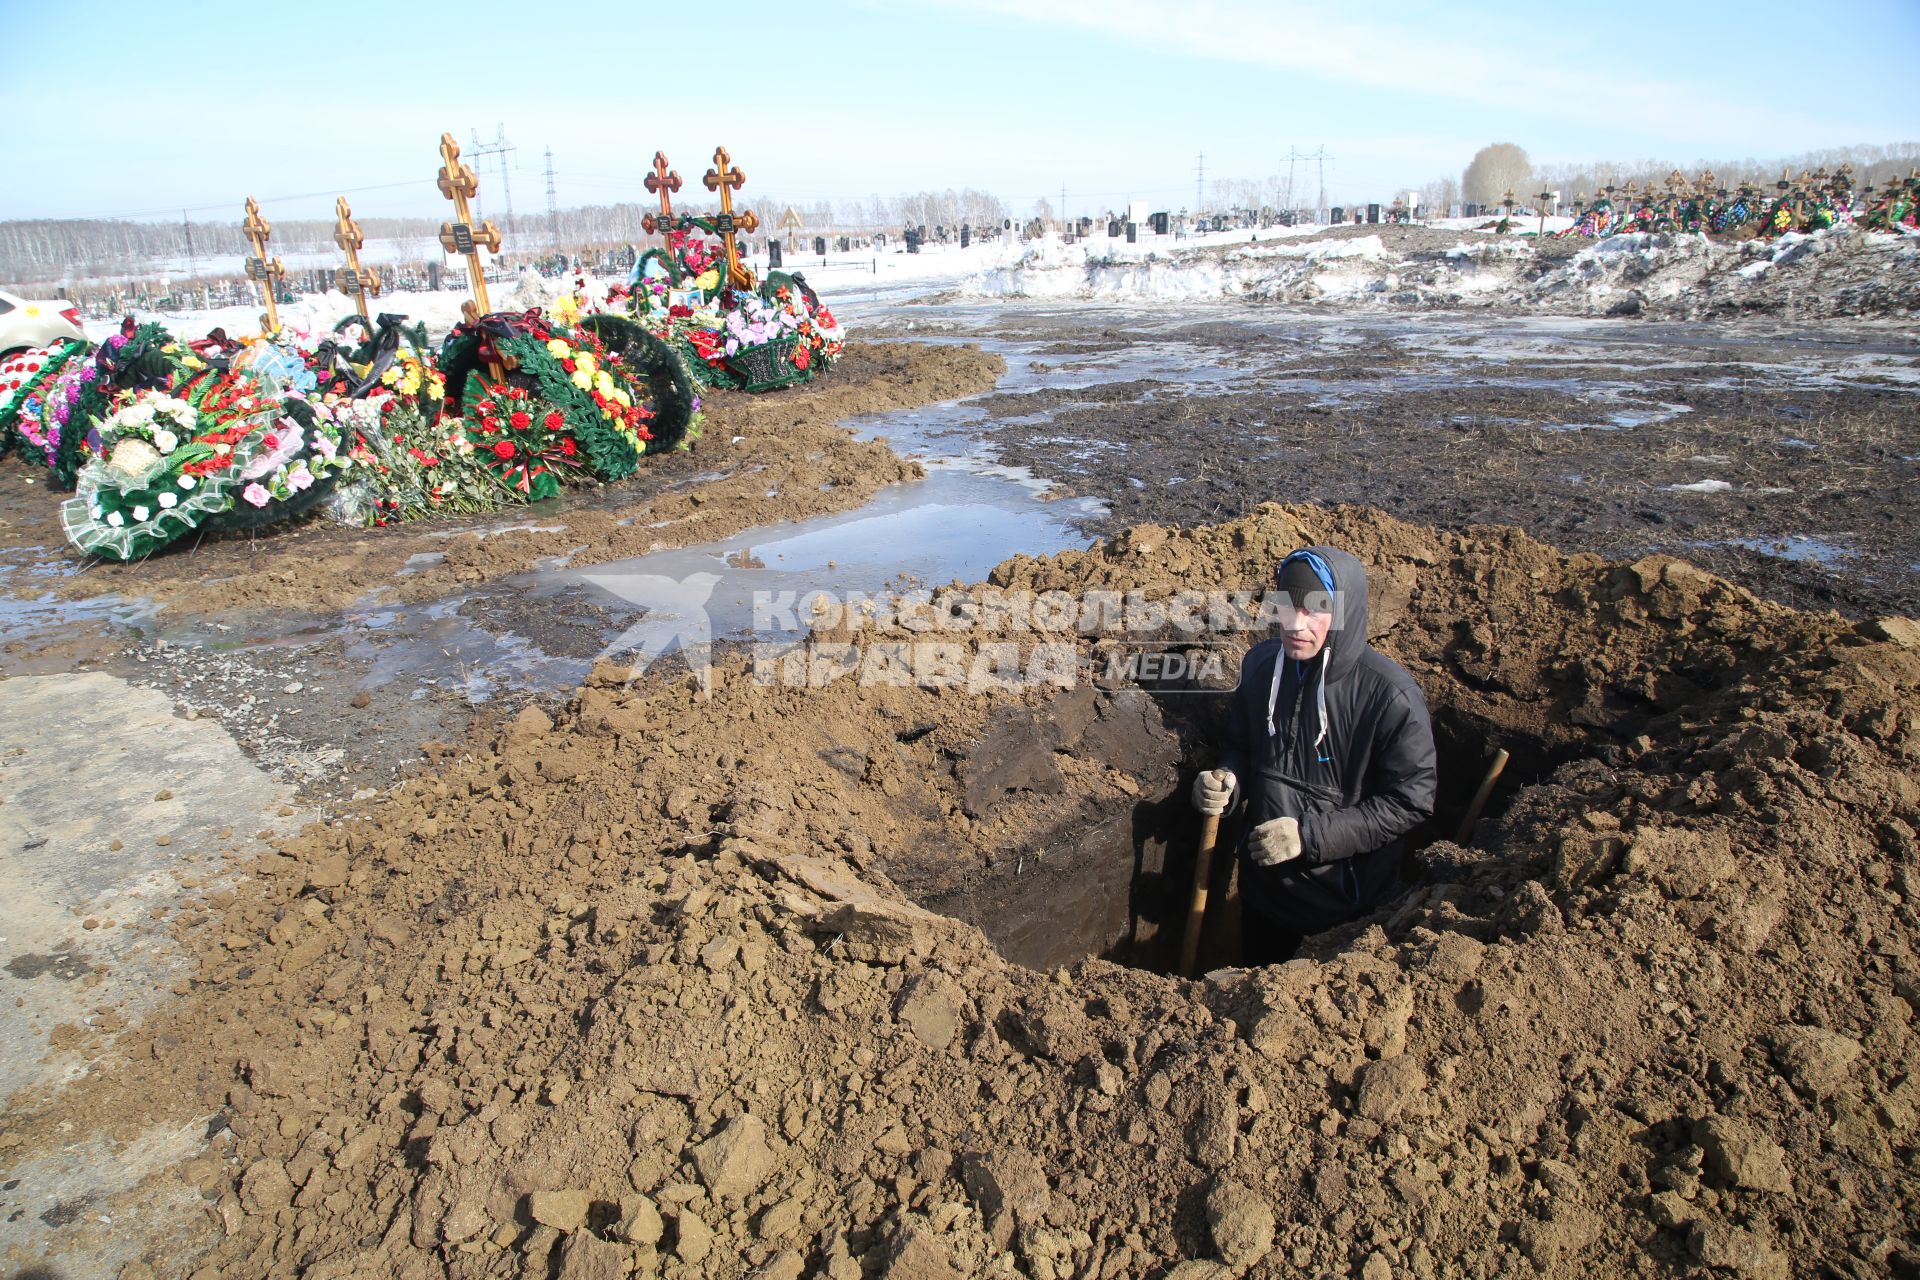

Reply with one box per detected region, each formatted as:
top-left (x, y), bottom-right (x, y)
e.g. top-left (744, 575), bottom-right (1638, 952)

top-left (1331, 206), bottom-right (1344, 224)
top-left (427, 261), bottom-right (443, 290)
top-left (814, 236), bottom-right (827, 256)
top-left (767, 240), bottom-right (783, 269)
top-left (1150, 212), bottom-right (1170, 235)
top-left (1126, 221), bottom-right (1137, 243)
top-left (1108, 219), bottom-right (1122, 237)
top-left (1367, 203), bottom-right (1381, 224)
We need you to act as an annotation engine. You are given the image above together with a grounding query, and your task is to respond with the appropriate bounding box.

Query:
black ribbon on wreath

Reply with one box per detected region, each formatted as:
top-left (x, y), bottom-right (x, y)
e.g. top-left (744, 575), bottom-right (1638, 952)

top-left (343, 313), bottom-right (412, 399)
top-left (468, 309), bottom-right (548, 371)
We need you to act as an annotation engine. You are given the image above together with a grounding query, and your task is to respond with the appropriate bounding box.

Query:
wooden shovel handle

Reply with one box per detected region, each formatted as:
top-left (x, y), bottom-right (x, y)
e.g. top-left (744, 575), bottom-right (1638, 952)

top-left (1180, 813), bottom-right (1222, 978)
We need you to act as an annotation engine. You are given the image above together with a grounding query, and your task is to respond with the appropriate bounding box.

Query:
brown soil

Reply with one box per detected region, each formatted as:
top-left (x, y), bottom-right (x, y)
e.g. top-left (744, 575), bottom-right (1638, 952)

top-left (8, 503), bottom-right (1918, 1280)
top-left (0, 341), bottom-right (1004, 621)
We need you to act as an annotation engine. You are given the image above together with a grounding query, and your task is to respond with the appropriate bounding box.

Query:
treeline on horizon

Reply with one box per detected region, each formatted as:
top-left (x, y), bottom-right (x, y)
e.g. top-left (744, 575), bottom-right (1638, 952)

top-left (0, 189), bottom-right (1014, 283)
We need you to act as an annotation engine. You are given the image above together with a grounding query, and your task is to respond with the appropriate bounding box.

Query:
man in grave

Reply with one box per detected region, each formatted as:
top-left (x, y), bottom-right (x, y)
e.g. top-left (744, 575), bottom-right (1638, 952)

top-left (1192, 547), bottom-right (1437, 965)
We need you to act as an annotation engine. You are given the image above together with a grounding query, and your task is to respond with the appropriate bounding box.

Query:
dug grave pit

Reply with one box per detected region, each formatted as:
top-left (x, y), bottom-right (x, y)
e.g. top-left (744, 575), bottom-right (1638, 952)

top-left (893, 511), bottom-right (1784, 977)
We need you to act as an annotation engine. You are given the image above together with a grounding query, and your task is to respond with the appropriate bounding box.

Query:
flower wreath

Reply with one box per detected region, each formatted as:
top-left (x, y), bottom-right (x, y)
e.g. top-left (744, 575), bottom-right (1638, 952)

top-left (61, 367), bottom-right (349, 560)
top-left (440, 310), bottom-right (690, 487)
top-left (0, 339), bottom-right (89, 460)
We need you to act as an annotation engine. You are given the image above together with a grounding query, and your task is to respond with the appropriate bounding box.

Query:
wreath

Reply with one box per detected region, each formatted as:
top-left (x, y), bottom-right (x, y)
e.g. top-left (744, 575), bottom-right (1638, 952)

top-left (439, 310), bottom-right (683, 487)
top-left (0, 339), bottom-right (89, 460)
top-left (60, 367), bottom-right (349, 561)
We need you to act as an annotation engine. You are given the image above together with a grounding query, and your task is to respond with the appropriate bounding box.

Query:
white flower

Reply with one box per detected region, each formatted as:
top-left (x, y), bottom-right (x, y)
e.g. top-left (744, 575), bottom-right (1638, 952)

top-left (106, 512), bottom-right (124, 527)
top-left (152, 429), bottom-right (178, 454)
top-left (158, 492), bottom-right (177, 509)
top-left (90, 505), bottom-right (102, 519)
top-left (178, 475), bottom-right (196, 489)
top-left (131, 505), bottom-right (150, 522)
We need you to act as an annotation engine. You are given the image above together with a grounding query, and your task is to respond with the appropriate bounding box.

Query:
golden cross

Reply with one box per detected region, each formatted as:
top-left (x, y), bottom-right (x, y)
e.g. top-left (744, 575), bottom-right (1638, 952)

top-left (241, 196), bottom-right (287, 335)
top-left (702, 146), bottom-right (761, 291)
top-left (332, 196), bottom-right (381, 323)
top-left (642, 151), bottom-right (682, 238)
top-left (436, 132), bottom-right (502, 325)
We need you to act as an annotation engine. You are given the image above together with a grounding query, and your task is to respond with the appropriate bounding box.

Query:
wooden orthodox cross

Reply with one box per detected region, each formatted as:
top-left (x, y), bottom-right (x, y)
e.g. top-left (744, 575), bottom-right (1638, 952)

top-left (642, 151), bottom-right (682, 238)
top-left (332, 196), bottom-right (381, 322)
top-left (702, 146), bottom-right (761, 291)
top-left (241, 196), bottom-right (287, 335)
top-left (436, 132), bottom-right (502, 325)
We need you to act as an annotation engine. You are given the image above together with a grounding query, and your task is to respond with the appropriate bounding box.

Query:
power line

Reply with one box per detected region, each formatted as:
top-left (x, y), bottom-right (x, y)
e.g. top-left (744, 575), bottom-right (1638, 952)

top-left (544, 147), bottom-right (559, 247)
top-left (469, 125), bottom-right (517, 235)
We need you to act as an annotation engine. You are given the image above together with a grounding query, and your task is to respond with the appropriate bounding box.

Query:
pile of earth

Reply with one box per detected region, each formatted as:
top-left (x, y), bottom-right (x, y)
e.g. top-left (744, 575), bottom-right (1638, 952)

top-left (959, 223), bottom-right (1920, 320)
top-left (0, 340), bottom-right (1003, 621)
top-left (7, 503), bottom-right (1919, 1280)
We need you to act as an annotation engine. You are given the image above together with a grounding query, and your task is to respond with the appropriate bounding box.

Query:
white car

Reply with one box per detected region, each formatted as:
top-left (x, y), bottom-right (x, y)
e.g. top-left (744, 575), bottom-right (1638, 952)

top-left (0, 289), bottom-right (87, 357)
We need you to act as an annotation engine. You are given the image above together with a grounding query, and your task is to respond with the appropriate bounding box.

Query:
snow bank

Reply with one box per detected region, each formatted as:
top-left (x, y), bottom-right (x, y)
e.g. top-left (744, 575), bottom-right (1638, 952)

top-left (961, 223), bottom-right (1919, 319)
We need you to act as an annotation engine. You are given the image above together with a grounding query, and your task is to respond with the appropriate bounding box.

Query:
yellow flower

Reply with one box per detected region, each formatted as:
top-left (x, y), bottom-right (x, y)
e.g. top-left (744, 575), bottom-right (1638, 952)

top-left (614, 388), bottom-right (632, 407)
top-left (571, 370), bottom-right (593, 390)
top-left (546, 339), bottom-right (571, 359)
top-left (695, 270), bottom-right (719, 292)
top-left (594, 371), bottom-right (613, 397)
top-left (576, 352), bottom-right (596, 374)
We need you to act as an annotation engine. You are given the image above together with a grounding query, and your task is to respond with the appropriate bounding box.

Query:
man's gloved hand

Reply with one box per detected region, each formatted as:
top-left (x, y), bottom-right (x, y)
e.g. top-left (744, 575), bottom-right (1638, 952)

top-left (1191, 769), bottom-right (1236, 816)
top-left (1249, 816), bottom-right (1302, 867)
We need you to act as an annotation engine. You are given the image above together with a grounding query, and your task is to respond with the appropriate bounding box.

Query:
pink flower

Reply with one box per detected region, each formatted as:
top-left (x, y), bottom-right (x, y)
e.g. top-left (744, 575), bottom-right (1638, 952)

top-left (242, 483), bottom-right (271, 508)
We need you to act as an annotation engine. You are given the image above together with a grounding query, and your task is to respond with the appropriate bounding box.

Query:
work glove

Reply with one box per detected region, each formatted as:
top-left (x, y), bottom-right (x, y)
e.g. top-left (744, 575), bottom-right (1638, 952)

top-left (1249, 816), bottom-right (1302, 867)
top-left (1191, 769), bottom-right (1236, 816)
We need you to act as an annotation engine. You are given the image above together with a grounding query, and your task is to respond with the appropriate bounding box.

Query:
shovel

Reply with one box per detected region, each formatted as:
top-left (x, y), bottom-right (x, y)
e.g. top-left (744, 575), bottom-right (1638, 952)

top-left (1179, 812), bottom-right (1222, 978)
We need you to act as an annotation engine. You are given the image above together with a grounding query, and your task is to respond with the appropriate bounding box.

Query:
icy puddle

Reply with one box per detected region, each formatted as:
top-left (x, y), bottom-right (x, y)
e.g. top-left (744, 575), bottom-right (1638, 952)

top-left (551, 465), bottom-right (1105, 645)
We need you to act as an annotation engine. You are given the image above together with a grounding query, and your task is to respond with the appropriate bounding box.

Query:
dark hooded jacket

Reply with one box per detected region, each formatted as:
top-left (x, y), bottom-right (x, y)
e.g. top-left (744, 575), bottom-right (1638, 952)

top-left (1218, 547), bottom-right (1437, 935)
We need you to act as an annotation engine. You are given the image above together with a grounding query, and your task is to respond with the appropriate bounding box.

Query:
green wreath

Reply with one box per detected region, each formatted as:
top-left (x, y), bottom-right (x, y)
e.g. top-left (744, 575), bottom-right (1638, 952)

top-left (51, 322), bottom-right (178, 490)
top-left (575, 314), bottom-right (698, 451)
top-left (0, 339), bottom-right (88, 460)
top-left (440, 314), bottom-right (681, 483)
top-left (200, 397), bottom-right (344, 533)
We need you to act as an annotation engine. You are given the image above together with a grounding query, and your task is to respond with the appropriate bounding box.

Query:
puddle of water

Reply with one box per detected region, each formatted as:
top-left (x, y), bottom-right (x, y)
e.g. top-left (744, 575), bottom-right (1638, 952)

top-left (547, 467), bottom-right (1103, 644)
top-left (1542, 402), bottom-right (1693, 433)
top-left (1718, 535), bottom-right (1855, 568)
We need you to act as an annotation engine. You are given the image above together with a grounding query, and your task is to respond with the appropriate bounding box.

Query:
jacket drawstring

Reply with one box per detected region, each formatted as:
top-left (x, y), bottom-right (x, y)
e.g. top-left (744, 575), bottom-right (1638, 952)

top-left (1268, 650), bottom-right (1334, 763)
top-left (1314, 643), bottom-right (1332, 762)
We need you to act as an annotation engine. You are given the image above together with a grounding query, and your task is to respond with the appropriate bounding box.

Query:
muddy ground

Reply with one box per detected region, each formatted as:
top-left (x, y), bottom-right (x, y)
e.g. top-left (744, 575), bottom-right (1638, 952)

top-left (872, 311), bottom-right (1920, 621)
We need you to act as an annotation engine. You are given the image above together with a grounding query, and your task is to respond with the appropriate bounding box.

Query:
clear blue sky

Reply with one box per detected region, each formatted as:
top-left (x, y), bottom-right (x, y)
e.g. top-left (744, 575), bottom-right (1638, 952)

top-left (3, 0), bottom-right (1916, 225)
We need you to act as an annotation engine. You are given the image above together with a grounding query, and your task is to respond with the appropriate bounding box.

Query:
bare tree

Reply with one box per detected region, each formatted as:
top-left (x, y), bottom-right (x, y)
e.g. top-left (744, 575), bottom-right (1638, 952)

top-left (1462, 144), bottom-right (1533, 206)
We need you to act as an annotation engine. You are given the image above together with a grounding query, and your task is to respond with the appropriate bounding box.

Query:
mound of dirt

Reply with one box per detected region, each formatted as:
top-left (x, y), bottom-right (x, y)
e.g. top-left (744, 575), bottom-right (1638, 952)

top-left (0, 340), bottom-right (1004, 620)
top-left (7, 504), bottom-right (1919, 1280)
